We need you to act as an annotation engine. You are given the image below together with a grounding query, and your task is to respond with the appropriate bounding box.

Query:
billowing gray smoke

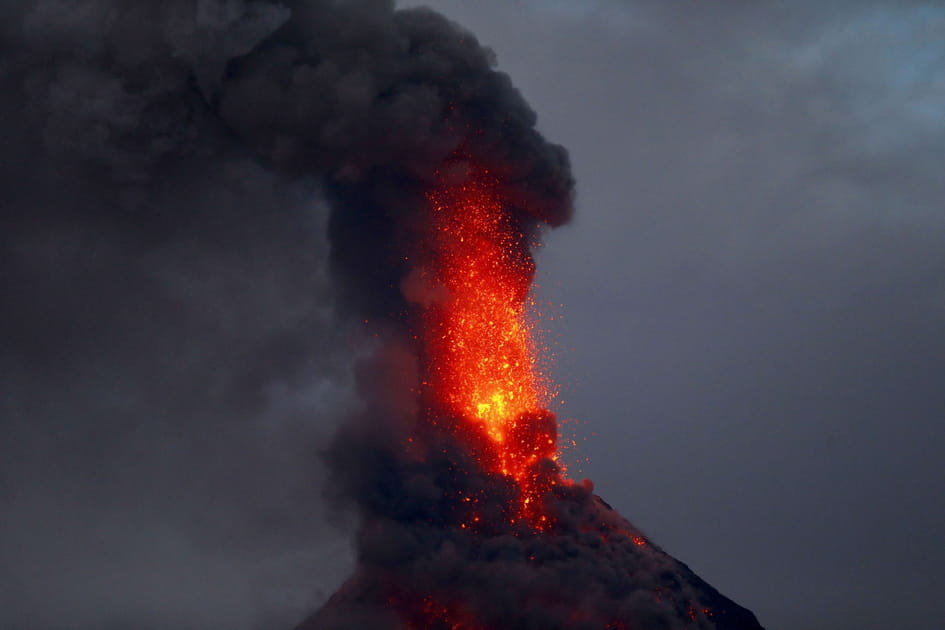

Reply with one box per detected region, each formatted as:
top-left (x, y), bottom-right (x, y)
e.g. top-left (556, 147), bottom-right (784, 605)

top-left (1, 1), bottom-right (764, 629)
top-left (0, 1), bottom-right (572, 628)
top-left (2, 0), bottom-right (572, 315)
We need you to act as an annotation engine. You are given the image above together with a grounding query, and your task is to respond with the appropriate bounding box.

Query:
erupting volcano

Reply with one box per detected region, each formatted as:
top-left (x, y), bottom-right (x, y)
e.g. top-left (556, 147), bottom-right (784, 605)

top-left (301, 157), bottom-right (765, 629)
top-left (2, 0), bottom-right (775, 628)
top-left (28, 0), bottom-right (770, 627)
top-left (280, 4), bottom-right (768, 626)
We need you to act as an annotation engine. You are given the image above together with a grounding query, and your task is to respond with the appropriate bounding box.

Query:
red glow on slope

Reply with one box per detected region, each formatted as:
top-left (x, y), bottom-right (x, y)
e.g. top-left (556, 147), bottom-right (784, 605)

top-left (413, 597), bottom-right (480, 630)
top-left (381, 588), bottom-right (483, 630)
top-left (417, 162), bottom-right (559, 526)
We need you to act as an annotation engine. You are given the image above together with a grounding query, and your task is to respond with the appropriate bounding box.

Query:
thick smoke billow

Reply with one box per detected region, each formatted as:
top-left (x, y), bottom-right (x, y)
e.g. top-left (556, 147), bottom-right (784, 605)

top-left (211, 0), bottom-right (574, 317)
top-left (1, 4), bottom-right (352, 627)
top-left (2, 0), bottom-right (767, 628)
top-left (1, 1), bottom-right (577, 628)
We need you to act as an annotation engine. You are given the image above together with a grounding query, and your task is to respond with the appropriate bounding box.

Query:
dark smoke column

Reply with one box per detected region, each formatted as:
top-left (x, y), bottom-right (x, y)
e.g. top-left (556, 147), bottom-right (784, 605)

top-left (0, 0), bottom-right (764, 626)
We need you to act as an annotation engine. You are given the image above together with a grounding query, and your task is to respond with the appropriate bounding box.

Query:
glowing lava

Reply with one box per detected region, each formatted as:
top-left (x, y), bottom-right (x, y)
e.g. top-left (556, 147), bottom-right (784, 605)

top-left (299, 162), bottom-right (769, 630)
top-left (416, 161), bottom-right (559, 525)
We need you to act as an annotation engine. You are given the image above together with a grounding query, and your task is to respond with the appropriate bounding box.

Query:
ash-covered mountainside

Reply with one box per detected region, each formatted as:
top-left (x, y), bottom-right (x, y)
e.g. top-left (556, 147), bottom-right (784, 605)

top-left (297, 400), bottom-right (765, 630)
top-left (297, 492), bottom-right (765, 630)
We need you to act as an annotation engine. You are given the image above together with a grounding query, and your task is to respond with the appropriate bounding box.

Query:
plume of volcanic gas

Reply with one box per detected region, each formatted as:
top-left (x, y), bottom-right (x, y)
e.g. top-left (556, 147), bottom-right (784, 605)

top-left (1, 0), bottom-right (764, 626)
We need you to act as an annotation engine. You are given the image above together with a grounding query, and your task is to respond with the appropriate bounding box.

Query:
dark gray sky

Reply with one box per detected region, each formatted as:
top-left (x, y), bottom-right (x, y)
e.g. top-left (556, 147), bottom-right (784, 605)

top-left (403, 2), bottom-right (945, 629)
top-left (1, 1), bottom-right (943, 630)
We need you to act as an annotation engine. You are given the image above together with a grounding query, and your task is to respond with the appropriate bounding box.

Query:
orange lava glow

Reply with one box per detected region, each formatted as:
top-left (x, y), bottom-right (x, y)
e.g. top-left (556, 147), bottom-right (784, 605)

top-left (418, 162), bottom-right (559, 524)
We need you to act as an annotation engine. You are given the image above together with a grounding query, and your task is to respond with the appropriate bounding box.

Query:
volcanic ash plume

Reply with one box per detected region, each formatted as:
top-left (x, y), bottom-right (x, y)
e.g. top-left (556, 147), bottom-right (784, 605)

top-left (2, 1), bottom-right (764, 628)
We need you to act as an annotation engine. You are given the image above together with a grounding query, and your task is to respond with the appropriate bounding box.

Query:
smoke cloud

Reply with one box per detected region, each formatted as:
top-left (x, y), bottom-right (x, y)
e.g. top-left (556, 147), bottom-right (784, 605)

top-left (1, 1), bottom-right (574, 628)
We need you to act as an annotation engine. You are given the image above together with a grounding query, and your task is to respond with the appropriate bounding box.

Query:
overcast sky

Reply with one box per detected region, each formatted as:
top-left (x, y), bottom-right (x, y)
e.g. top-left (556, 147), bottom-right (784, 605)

top-left (402, 2), bottom-right (944, 629)
top-left (1, 2), bottom-right (943, 630)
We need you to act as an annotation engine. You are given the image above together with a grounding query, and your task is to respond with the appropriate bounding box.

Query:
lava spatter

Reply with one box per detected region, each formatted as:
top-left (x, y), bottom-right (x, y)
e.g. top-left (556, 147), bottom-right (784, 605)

top-left (417, 162), bottom-right (559, 527)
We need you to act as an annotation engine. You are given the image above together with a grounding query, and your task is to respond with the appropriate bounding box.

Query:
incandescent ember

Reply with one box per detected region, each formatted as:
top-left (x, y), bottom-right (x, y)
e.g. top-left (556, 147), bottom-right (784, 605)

top-left (416, 161), bottom-right (560, 529)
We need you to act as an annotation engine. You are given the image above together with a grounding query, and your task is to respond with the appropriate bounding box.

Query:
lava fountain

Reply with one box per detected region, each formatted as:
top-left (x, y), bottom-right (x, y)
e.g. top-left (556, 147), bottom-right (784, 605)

top-left (417, 161), bottom-right (559, 529)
